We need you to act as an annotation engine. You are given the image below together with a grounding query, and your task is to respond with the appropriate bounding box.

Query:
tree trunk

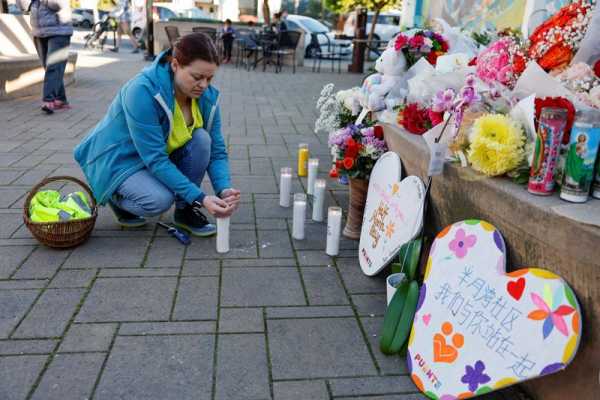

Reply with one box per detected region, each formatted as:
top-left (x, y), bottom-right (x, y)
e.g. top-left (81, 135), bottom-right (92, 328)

top-left (262, 0), bottom-right (271, 26)
top-left (367, 7), bottom-right (381, 51)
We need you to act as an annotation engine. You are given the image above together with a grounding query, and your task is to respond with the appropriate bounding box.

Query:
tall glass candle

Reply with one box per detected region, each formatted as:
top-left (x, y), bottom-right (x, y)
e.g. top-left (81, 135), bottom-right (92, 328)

top-left (312, 179), bottom-right (326, 222)
top-left (292, 193), bottom-right (306, 240)
top-left (216, 217), bottom-right (230, 253)
top-left (307, 158), bottom-right (319, 195)
top-left (298, 143), bottom-right (309, 177)
top-left (279, 167), bottom-right (292, 207)
top-left (326, 206), bottom-right (342, 256)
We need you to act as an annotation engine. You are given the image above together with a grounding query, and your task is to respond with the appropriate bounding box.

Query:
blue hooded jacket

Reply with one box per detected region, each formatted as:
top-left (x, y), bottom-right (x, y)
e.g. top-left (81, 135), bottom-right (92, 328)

top-left (73, 50), bottom-right (230, 206)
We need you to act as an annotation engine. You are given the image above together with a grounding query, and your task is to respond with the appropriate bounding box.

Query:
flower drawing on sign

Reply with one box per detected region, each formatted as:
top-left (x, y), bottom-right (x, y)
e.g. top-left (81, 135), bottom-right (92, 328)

top-left (527, 285), bottom-right (575, 339)
top-left (385, 222), bottom-right (395, 239)
top-left (448, 228), bottom-right (477, 259)
top-left (461, 360), bottom-right (491, 392)
top-left (369, 201), bottom-right (389, 248)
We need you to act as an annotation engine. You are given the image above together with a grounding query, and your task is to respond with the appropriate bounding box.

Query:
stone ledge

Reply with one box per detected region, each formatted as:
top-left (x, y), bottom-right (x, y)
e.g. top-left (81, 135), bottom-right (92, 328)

top-left (383, 122), bottom-right (599, 400)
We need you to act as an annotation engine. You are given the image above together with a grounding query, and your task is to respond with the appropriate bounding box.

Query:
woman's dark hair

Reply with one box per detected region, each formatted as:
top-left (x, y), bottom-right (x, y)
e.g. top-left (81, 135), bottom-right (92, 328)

top-left (172, 32), bottom-right (220, 67)
top-left (225, 18), bottom-right (232, 24)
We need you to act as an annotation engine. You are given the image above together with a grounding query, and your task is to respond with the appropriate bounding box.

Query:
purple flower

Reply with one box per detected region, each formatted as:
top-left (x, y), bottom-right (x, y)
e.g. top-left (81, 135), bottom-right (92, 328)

top-left (461, 360), bottom-right (491, 392)
top-left (448, 228), bottom-right (477, 258)
top-left (465, 73), bottom-right (476, 88)
top-left (432, 88), bottom-right (456, 113)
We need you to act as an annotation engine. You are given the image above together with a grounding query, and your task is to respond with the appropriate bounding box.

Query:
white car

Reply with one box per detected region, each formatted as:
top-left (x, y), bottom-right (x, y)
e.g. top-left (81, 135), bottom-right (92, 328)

top-left (285, 14), bottom-right (352, 59)
top-left (343, 10), bottom-right (401, 43)
top-left (131, 3), bottom-right (212, 39)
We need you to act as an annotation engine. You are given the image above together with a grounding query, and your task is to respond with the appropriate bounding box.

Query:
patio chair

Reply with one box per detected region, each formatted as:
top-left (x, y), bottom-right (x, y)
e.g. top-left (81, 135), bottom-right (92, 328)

top-left (164, 25), bottom-right (180, 47)
top-left (233, 29), bottom-right (261, 70)
top-left (310, 32), bottom-right (345, 74)
top-left (192, 27), bottom-right (217, 42)
top-left (269, 30), bottom-right (302, 73)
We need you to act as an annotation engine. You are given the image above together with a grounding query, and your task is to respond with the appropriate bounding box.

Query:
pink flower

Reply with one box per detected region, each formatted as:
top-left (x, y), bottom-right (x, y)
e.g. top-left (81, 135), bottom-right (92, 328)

top-left (409, 35), bottom-right (425, 48)
top-left (448, 228), bottom-right (477, 259)
top-left (395, 34), bottom-right (408, 50)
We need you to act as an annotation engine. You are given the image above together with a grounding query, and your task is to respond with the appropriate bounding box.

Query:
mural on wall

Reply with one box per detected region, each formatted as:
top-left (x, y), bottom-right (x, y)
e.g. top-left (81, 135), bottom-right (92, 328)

top-left (423, 0), bottom-right (528, 30)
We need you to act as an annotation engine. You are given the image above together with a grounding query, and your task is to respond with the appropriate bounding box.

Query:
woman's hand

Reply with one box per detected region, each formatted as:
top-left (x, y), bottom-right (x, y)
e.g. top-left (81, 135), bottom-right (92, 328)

top-left (220, 188), bottom-right (241, 213)
top-left (202, 195), bottom-right (231, 218)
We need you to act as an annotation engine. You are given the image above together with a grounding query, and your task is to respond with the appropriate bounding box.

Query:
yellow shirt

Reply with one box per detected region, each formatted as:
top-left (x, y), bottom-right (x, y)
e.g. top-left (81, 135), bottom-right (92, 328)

top-left (167, 98), bottom-right (203, 154)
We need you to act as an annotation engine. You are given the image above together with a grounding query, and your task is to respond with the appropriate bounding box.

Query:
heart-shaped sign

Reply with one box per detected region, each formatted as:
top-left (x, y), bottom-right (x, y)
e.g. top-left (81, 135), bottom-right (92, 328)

top-left (358, 152), bottom-right (425, 276)
top-left (407, 220), bottom-right (582, 398)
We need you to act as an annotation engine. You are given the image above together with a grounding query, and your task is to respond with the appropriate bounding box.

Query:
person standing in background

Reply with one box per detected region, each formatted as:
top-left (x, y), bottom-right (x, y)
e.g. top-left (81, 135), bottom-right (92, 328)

top-left (221, 19), bottom-right (234, 63)
top-left (111, 0), bottom-right (140, 53)
top-left (17, 0), bottom-right (73, 114)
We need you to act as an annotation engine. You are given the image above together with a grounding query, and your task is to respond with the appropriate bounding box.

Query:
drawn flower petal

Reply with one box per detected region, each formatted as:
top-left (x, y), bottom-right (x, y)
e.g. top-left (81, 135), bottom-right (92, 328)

top-left (542, 316), bottom-right (554, 339)
top-left (552, 313), bottom-right (569, 336)
top-left (527, 310), bottom-right (549, 320)
top-left (554, 305), bottom-right (575, 316)
top-left (531, 293), bottom-right (550, 313)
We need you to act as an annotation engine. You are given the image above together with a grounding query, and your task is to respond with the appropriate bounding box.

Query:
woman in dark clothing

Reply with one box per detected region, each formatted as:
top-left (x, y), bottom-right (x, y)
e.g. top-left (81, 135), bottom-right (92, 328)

top-left (221, 19), bottom-right (235, 63)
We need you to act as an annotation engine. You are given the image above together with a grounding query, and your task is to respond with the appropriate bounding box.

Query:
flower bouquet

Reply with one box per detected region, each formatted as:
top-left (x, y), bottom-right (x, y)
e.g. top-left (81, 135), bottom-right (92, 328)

top-left (395, 102), bottom-right (444, 135)
top-left (328, 124), bottom-right (388, 239)
top-left (394, 30), bottom-right (450, 67)
top-left (528, 0), bottom-right (595, 72)
top-left (476, 36), bottom-right (527, 88)
top-left (315, 84), bottom-right (364, 135)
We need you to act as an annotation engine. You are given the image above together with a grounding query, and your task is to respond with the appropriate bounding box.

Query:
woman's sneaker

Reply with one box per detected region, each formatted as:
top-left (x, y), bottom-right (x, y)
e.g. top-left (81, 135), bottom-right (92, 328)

top-left (173, 206), bottom-right (217, 237)
top-left (108, 201), bottom-right (147, 228)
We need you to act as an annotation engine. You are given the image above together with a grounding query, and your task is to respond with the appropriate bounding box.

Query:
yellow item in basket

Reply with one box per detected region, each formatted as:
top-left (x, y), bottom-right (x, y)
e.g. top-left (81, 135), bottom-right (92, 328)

top-left (29, 190), bottom-right (92, 223)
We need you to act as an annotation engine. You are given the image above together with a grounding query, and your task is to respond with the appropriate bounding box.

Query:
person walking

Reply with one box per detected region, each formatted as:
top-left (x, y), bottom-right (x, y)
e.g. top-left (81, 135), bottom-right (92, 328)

top-left (74, 33), bottom-right (240, 235)
top-left (111, 0), bottom-right (140, 53)
top-left (17, 0), bottom-right (73, 114)
top-left (221, 19), bottom-right (235, 63)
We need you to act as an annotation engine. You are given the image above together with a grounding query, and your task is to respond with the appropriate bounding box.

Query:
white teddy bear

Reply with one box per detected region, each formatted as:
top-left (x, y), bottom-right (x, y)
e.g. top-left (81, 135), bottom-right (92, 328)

top-left (360, 41), bottom-right (408, 112)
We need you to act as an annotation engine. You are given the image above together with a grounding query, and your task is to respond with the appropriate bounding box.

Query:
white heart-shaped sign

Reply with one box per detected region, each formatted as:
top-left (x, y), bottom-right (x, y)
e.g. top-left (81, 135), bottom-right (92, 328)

top-left (407, 220), bottom-right (582, 398)
top-left (358, 152), bottom-right (425, 276)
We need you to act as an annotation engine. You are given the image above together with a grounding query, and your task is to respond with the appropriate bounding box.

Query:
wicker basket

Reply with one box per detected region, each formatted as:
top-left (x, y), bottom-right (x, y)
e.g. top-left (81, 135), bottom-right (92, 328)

top-left (23, 176), bottom-right (98, 248)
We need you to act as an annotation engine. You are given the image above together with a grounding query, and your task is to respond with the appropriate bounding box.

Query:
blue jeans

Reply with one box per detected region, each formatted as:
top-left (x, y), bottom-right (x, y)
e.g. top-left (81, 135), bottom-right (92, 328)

top-left (112, 128), bottom-right (212, 217)
top-left (33, 35), bottom-right (71, 103)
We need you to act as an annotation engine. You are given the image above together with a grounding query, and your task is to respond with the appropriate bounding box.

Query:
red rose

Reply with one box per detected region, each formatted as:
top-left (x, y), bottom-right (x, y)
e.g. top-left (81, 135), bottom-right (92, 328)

top-left (440, 39), bottom-right (449, 52)
top-left (428, 109), bottom-right (444, 127)
top-left (373, 125), bottom-right (384, 139)
top-left (594, 59), bottom-right (600, 78)
top-left (401, 103), bottom-right (430, 135)
top-left (343, 157), bottom-right (354, 169)
top-left (409, 34), bottom-right (425, 48)
top-left (335, 159), bottom-right (344, 169)
top-left (468, 57), bottom-right (477, 66)
top-left (534, 97), bottom-right (576, 144)
top-left (345, 137), bottom-right (359, 158)
top-left (329, 166), bottom-right (338, 178)
top-left (426, 51), bottom-right (441, 65)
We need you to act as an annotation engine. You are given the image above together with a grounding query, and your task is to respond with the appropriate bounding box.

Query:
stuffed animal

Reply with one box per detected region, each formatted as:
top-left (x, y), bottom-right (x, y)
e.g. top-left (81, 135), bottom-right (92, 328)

top-left (360, 42), bottom-right (408, 111)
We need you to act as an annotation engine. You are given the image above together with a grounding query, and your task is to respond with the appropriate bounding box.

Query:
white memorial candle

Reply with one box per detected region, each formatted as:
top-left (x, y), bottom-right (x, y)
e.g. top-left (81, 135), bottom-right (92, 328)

top-left (326, 206), bottom-right (342, 256)
top-left (292, 193), bottom-right (306, 240)
top-left (307, 158), bottom-right (319, 195)
top-left (279, 167), bottom-right (292, 207)
top-left (216, 217), bottom-right (230, 253)
top-left (312, 179), bottom-right (326, 222)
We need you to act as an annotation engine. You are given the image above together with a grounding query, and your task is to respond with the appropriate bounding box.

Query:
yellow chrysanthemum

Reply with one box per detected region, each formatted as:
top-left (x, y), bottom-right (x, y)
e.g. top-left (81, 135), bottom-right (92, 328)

top-left (467, 114), bottom-right (525, 177)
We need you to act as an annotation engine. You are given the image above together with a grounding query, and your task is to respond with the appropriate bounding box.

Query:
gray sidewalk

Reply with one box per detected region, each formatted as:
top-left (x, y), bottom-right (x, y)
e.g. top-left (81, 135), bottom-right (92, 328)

top-left (0, 44), bottom-right (519, 400)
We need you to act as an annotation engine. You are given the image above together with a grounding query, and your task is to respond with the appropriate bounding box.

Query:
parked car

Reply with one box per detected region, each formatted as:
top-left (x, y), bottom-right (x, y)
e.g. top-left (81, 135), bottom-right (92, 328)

top-left (72, 8), bottom-right (94, 29)
top-left (343, 10), bottom-right (401, 43)
top-left (285, 14), bottom-right (352, 59)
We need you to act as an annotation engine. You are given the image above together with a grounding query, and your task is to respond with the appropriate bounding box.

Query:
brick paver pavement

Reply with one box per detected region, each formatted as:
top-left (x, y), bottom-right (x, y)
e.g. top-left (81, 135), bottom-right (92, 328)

top-left (0, 37), bottom-right (525, 400)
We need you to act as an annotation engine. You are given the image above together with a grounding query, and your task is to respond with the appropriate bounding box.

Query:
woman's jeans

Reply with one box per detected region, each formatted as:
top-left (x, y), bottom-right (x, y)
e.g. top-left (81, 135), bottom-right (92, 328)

top-left (33, 35), bottom-right (71, 103)
top-left (112, 128), bottom-right (212, 217)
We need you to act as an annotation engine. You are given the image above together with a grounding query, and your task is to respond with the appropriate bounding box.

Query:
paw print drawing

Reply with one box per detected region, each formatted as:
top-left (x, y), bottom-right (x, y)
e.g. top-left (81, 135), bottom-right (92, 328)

top-left (433, 322), bottom-right (464, 363)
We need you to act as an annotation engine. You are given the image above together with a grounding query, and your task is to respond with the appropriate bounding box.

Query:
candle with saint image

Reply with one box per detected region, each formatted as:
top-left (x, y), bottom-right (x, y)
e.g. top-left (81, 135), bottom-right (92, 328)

top-left (307, 158), bottom-right (319, 195)
top-left (216, 217), bottom-right (230, 253)
top-left (326, 206), bottom-right (342, 256)
top-left (297, 143), bottom-right (309, 177)
top-left (279, 167), bottom-right (292, 207)
top-left (292, 193), bottom-right (306, 240)
top-left (312, 179), bottom-right (326, 222)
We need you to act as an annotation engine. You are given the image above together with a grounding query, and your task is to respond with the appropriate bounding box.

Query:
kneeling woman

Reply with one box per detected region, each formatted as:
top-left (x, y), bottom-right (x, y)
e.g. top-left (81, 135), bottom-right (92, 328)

top-left (74, 33), bottom-right (240, 235)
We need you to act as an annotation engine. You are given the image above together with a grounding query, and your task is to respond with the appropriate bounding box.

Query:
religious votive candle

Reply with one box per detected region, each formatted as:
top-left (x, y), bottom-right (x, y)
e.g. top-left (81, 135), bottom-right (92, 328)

top-left (279, 167), bottom-right (292, 207)
top-left (216, 217), bottom-right (230, 253)
top-left (326, 206), bottom-right (342, 256)
top-left (292, 193), bottom-right (307, 240)
top-left (307, 158), bottom-right (319, 195)
top-left (312, 179), bottom-right (326, 222)
top-left (297, 143), bottom-right (309, 177)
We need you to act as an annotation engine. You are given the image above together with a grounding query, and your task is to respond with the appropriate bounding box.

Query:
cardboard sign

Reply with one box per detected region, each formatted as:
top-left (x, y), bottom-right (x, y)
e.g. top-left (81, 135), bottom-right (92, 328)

top-left (407, 220), bottom-right (582, 398)
top-left (358, 152), bottom-right (426, 276)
